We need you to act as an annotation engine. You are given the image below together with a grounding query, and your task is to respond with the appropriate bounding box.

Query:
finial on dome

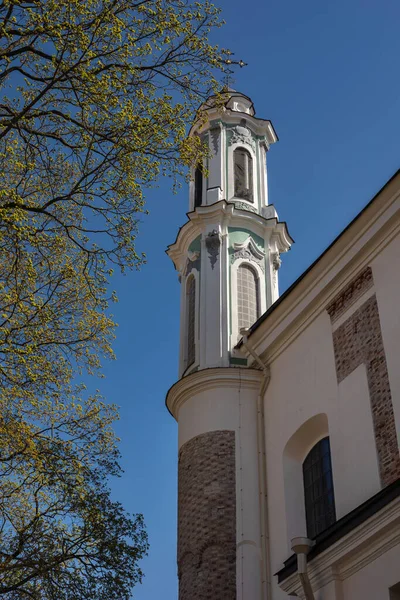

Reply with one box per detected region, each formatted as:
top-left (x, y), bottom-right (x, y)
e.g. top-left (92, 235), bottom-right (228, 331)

top-left (222, 56), bottom-right (248, 90)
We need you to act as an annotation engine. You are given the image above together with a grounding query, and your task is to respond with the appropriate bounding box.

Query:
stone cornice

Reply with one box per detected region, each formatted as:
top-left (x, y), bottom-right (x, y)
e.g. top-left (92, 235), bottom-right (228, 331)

top-left (166, 200), bottom-right (293, 272)
top-left (166, 367), bottom-right (263, 420)
top-left (189, 109), bottom-right (277, 144)
top-left (279, 495), bottom-right (400, 596)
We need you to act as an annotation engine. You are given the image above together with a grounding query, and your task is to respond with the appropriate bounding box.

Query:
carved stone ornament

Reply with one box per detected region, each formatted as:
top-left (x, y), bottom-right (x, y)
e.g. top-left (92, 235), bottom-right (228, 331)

top-left (205, 229), bottom-right (221, 270)
top-left (233, 201), bottom-right (258, 214)
top-left (186, 258), bottom-right (201, 276)
top-left (185, 250), bottom-right (200, 276)
top-left (188, 250), bottom-right (200, 262)
top-left (210, 127), bottom-right (219, 154)
top-left (228, 125), bottom-right (256, 151)
top-left (231, 236), bottom-right (265, 272)
top-left (271, 252), bottom-right (281, 271)
top-left (271, 252), bottom-right (281, 287)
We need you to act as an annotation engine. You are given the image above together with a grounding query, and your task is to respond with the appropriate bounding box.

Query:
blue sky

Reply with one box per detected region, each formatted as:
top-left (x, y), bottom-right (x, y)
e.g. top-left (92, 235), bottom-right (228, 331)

top-left (97, 1), bottom-right (400, 598)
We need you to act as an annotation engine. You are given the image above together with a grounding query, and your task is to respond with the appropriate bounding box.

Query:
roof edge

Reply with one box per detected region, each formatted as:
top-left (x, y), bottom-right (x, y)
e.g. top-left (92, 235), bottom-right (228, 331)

top-left (236, 168), bottom-right (400, 348)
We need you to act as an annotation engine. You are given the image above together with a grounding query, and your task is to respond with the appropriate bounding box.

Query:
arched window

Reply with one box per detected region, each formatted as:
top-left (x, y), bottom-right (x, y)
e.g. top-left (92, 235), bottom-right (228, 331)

top-left (194, 165), bottom-right (203, 208)
top-left (237, 264), bottom-right (259, 331)
top-left (186, 275), bottom-right (196, 367)
top-left (234, 147), bottom-right (253, 202)
top-left (303, 437), bottom-right (336, 538)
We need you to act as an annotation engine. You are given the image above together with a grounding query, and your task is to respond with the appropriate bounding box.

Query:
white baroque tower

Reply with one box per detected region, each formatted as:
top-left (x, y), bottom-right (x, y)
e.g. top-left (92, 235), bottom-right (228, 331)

top-left (166, 90), bottom-right (292, 600)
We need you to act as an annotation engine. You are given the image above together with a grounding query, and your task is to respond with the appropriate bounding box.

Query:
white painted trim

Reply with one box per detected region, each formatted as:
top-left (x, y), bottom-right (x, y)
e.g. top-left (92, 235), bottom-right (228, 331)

top-left (221, 232), bottom-right (230, 367)
top-left (166, 200), bottom-right (292, 271)
top-left (190, 109), bottom-right (277, 143)
top-left (166, 366), bottom-right (263, 419)
top-left (230, 257), bottom-right (266, 349)
top-left (260, 144), bottom-right (269, 207)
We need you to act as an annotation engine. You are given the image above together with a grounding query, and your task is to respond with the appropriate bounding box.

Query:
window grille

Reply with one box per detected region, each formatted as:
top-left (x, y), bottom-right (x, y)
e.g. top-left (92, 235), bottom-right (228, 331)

top-left (237, 264), bottom-right (259, 331)
top-left (194, 166), bottom-right (203, 208)
top-left (234, 147), bottom-right (253, 202)
top-left (303, 437), bottom-right (336, 538)
top-left (186, 275), bottom-right (196, 367)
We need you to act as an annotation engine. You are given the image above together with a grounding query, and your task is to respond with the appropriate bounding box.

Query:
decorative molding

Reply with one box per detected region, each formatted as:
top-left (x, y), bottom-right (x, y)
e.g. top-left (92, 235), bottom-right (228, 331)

top-left (186, 250), bottom-right (201, 276)
top-left (271, 251), bottom-right (281, 288)
top-left (231, 236), bottom-right (265, 272)
top-left (326, 266), bottom-right (373, 322)
top-left (228, 125), bottom-right (256, 151)
top-left (166, 367), bottom-right (263, 420)
top-left (271, 252), bottom-right (281, 271)
top-left (205, 229), bottom-right (221, 270)
top-left (188, 250), bottom-right (200, 262)
top-left (190, 103), bottom-right (278, 144)
top-left (186, 258), bottom-right (200, 276)
top-left (233, 200), bottom-right (258, 214)
top-left (166, 199), bottom-right (293, 273)
top-left (279, 495), bottom-right (400, 596)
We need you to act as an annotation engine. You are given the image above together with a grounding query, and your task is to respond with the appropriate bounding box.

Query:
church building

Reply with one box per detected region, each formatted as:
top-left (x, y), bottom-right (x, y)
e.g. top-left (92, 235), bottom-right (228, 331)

top-left (165, 89), bottom-right (400, 600)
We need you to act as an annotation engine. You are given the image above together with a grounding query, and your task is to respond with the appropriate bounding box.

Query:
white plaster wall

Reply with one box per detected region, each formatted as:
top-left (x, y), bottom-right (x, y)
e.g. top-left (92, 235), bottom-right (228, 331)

top-left (314, 580), bottom-right (344, 600)
top-left (265, 311), bottom-right (338, 579)
top-left (342, 543), bottom-right (400, 598)
top-left (331, 363), bottom-right (380, 519)
top-left (263, 309), bottom-right (383, 597)
top-left (372, 234), bottom-right (400, 447)
top-left (177, 375), bottom-right (264, 600)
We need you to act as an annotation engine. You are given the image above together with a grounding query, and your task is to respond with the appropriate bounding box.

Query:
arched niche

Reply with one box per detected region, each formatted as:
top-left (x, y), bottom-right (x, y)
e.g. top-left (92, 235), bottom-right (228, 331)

top-left (282, 414), bottom-right (329, 545)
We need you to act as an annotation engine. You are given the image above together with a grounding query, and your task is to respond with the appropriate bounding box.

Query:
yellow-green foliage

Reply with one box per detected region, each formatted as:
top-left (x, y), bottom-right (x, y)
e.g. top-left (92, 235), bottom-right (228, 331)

top-left (0, 1), bottom-right (228, 597)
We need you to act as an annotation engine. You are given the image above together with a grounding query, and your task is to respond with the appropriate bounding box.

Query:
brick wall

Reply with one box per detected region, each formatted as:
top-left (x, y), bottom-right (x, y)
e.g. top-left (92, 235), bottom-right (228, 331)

top-left (328, 268), bottom-right (400, 486)
top-left (178, 430), bottom-right (236, 600)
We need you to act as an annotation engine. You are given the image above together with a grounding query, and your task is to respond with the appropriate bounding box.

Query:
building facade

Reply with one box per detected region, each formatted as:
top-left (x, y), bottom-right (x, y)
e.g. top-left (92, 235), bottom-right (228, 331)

top-left (166, 90), bottom-right (400, 600)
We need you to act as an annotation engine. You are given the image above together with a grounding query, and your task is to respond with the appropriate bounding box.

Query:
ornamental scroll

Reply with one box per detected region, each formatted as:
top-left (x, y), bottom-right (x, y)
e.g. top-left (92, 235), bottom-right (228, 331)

top-left (228, 126), bottom-right (256, 151)
top-left (230, 236), bottom-right (265, 272)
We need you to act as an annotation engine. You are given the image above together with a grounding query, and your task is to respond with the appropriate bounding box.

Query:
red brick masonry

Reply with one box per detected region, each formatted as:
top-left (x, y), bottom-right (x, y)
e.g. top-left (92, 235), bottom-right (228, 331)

top-left (178, 430), bottom-right (236, 600)
top-left (330, 278), bottom-right (400, 486)
top-left (327, 266), bottom-right (374, 323)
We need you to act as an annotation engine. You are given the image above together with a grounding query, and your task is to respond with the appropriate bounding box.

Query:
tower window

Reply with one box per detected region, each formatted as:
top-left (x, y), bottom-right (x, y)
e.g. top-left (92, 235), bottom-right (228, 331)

top-left (194, 165), bottom-right (203, 208)
top-left (186, 275), bottom-right (196, 367)
top-left (303, 437), bottom-right (336, 539)
top-left (237, 264), bottom-right (259, 331)
top-left (234, 147), bottom-right (253, 202)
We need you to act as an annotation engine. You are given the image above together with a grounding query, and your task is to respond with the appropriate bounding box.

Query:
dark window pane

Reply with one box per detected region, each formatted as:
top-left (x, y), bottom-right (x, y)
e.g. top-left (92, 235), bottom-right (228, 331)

top-left (194, 166), bottom-right (203, 207)
top-left (234, 148), bottom-right (253, 202)
top-left (302, 437), bottom-right (336, 538)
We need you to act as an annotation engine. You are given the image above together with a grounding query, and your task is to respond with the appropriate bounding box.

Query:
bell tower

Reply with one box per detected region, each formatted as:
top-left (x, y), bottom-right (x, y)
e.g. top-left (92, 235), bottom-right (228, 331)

top-left (166, 91), bottom-right (292, 600)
